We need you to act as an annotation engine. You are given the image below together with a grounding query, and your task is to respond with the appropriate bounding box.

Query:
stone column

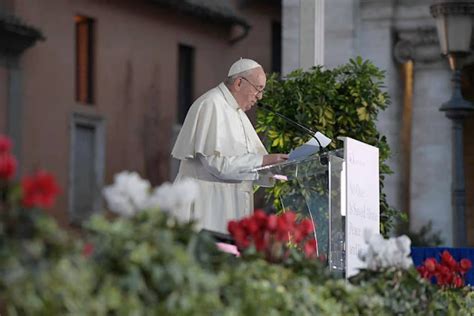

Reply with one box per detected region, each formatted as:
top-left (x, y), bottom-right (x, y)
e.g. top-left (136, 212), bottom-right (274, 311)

top-left (359, 1), bottom-right (403, 214)
top-left (282, 0), bottom-right (300, 74)
top-left (300, 0), bottom-right (324, 69)
top-left (394, 27), bottom-right (453, 245)
top-left (325, 0), bottom-right (360, 68)
top-left (282, 0), bottom-right (325, 74)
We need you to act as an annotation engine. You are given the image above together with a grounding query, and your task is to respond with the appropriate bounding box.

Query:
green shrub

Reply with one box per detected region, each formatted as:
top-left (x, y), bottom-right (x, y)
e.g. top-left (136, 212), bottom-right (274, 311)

top-left (1, 208), bottom-right (472, 315)
top-left (257, 57), bottom-right (400, 235)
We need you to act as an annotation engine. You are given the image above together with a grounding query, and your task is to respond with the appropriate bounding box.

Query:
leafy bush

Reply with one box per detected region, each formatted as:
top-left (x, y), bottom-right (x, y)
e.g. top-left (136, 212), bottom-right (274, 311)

top-left (2, 205), bottom-right (472, 315)
top-left (351, 268), bottom-right (474, 315)
top-left (84, 210), bottom-right (225, 315)
top-left (257, 57), bottom-right (399, 235)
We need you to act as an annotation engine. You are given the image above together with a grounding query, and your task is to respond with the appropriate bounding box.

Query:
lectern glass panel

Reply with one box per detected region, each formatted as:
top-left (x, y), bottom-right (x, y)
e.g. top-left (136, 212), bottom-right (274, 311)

top-left (254, 150), bottom-right (345, 275)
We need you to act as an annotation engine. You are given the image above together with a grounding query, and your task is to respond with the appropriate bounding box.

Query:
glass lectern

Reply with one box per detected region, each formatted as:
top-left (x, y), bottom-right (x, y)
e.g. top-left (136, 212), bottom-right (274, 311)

top-left (253, 149), bottom-right (346, 275)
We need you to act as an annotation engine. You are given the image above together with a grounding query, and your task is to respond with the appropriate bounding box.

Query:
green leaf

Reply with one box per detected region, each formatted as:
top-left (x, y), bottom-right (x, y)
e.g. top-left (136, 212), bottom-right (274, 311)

top-left (356, 107), bottom-right (369, 121)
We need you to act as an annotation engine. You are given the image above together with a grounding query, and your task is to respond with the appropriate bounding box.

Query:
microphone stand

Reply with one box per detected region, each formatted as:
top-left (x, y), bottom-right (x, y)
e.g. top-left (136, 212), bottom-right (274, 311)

top-left (258, 103), bottom-right (328, 164)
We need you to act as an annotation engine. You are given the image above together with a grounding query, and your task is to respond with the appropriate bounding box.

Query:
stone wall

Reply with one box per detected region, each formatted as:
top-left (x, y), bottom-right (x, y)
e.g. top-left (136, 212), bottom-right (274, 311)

top-left (282, 0), bottom-right (471, 245)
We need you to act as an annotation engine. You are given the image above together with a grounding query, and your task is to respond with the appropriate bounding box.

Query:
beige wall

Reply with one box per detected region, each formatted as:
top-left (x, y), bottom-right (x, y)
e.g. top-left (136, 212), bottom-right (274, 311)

top-left (12, 0), bottom-right (280, 224)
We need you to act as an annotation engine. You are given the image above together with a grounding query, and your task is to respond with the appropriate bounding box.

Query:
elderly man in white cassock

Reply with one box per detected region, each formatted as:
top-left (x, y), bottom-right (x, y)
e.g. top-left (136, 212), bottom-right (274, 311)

top-left (171, 58), bottom-right (288, 233)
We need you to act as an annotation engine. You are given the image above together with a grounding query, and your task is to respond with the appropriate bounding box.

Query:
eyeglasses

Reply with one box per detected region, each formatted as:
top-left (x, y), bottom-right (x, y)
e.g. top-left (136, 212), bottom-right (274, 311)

top-left (240, 77), bottom-right (265, 96)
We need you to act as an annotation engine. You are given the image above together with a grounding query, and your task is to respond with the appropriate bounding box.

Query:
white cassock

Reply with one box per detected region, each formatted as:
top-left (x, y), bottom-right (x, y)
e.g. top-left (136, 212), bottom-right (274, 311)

top-left (171, 82), bottom-right (271, 233)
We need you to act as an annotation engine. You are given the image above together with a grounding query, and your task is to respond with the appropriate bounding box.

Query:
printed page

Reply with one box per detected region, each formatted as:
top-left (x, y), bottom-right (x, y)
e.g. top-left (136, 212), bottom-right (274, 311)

top-left (288, 132), bottom-right (331, 161)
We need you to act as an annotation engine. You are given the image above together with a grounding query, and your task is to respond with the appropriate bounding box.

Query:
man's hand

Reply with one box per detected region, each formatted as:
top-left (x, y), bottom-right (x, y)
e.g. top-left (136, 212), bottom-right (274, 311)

top-left (262, 154), bottom-right (289, 166)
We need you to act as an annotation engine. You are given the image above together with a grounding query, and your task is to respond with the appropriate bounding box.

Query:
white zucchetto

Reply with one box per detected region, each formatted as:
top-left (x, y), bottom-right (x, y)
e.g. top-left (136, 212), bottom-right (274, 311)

top-left (227, 58), bottom-right (262, 77)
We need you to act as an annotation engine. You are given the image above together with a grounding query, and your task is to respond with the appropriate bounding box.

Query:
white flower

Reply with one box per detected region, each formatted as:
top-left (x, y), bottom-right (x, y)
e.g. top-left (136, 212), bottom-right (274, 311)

top-left (146, 178), bottom-right (199, 212)
top-left (395, 235), bottom-right (413, 269)
top-left (102, 172), bottom-right (199, 219)
top-left (102, 171), bottom-right (151, 217)
top-left (359, 229), bottom-right (413, 271)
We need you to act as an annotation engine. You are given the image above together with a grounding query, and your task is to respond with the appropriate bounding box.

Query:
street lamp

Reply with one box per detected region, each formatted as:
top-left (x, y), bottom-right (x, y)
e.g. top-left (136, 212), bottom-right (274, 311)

top-left (430, 0), bottom-right (474, 247)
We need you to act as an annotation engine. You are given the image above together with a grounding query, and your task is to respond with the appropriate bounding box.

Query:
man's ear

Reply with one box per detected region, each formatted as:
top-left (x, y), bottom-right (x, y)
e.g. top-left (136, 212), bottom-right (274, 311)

top-left (234, 77), bottom-right (243, 91)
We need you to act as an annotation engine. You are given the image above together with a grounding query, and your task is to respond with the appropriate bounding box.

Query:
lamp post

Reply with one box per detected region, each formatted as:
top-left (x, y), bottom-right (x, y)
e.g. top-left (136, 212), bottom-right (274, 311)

top-left (430, 0), bottom-right (474, 247)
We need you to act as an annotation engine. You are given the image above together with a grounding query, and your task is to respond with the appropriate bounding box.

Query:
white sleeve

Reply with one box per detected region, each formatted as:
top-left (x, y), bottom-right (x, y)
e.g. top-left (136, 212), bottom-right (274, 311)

top-left (198, 153), bottom-right (263, 181)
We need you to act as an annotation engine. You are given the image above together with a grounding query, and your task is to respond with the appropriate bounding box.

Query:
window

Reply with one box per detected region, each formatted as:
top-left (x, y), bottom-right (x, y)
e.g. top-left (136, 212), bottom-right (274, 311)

top-left (75, 15), bottom-right (95, 104)
top-left (177, 44), bottom-right (195, 124)
top-left (271, 21), bottom-right (282, 74)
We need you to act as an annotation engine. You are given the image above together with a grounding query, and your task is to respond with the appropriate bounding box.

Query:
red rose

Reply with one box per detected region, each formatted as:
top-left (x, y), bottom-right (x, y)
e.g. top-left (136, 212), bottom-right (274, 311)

top-left (267, 214), bottom-right (278, 231)
top-left (436, 275), bottom-right (447, 286)
top-left (0, 135), bottom-right (12, 153)
top-left (424, 258), bottom-right (437, 273)
top-left (246, 218), bottom-right (259, 235)
top-left (299, 218), bottom-right (314, 236)
top-left (239, 218), bottom-right (251, 233)
top-left (453, 275), bottom-right (464, 288)
top-left (304, 238), bottom-right (318, 258)
top-left (417, 253), bottom-right (471, 288)
top-left (253, 209), bottom-right (268, 228)
top-left (227, 210), bottom-right (320, 262)
top-left (0, 153), bottom-right (17, 180)
top-left (460, 258), bottom-right (472, 273)
top-left (417, 266), bottom-right (430, 279)
top-left (233, 230), bottom-right (250, 249)
top-left (441, 250), bottom-right (454, 265)
top-left (437, 266), bottom-right (453, 284)
top-left (254, 234), bottom-right (267, 251)
top-left (292, 229), bottom-right (304, 244)
top-left (227, 220), bottom-right (241, 236)
top-left (21, 170), bottom-right (61, 208)
top-left (447, 257), bottom-right (457, 270)
top-left (438, 265), bottom-right (450, 275)
top-left (276, 216), bottom-right (291, 241)
top-left (281, 211), bottom-right (296, 225)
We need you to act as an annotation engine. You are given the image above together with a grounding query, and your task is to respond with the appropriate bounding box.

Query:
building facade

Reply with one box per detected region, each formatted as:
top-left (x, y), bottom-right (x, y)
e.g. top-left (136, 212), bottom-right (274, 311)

top-left (0, 0), bottom-right (281, 225)
top-left (283, 0), bottom-right (474, 245)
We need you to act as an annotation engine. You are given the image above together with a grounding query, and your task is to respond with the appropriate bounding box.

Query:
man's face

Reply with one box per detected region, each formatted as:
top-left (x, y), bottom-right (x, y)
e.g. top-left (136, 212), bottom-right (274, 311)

top-left (236, 68), bottom-right (266, 112)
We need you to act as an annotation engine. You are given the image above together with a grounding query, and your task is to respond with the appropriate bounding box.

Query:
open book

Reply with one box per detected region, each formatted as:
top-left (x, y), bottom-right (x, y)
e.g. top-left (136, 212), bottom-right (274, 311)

top-left (288, 132), bottom-right (332, 161)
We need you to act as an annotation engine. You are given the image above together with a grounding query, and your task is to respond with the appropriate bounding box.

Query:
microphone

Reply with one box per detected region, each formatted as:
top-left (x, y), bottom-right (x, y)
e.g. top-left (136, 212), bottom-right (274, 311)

top-left (258, 103), bottom-right (322, 148)
top-left (257, 103), bottom-right (328, 164)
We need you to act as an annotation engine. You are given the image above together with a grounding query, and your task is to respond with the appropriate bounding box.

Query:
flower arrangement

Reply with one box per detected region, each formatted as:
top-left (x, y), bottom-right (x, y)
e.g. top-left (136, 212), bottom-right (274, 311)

top-left (358, 230), bottom-right (413, 270)
top-left (227, 210), bottom-right (317, 263)
top-left (0, 134), bottom-right (61, 226)
top-left (20, 171), bottom-right (61, 208)
top-left (417, 250), bottom-right (472, 288)
top-left (102, 171), bottom-right (198, 217)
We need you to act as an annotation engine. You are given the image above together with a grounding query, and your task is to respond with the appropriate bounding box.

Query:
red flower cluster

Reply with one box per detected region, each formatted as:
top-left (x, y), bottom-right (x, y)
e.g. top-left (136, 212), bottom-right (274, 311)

top-left (0, 135), bottom-right (61, 210)
top-left (417, 250), bottom-right (472, 288)
top-left (227, 210), bottom-right (318, 262)
top-left (0, 135), bottom-right (17, 180)
top-left (21, 170), bottom-right (61, 209)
